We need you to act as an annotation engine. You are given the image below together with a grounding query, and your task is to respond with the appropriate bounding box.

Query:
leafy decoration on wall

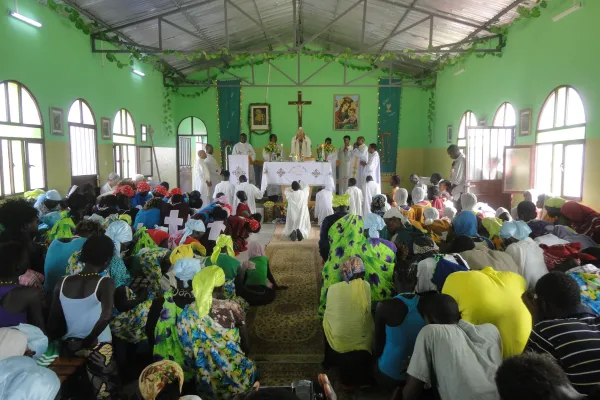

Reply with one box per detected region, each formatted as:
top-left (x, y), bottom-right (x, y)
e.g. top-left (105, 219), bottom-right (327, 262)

top-left (163, 90), bottom-right (173, 136)
top-left (427, 90), bottom-right (436, 144)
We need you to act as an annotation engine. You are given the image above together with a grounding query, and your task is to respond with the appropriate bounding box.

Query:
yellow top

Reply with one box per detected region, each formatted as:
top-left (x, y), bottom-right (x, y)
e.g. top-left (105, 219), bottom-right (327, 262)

top-left (442, 267), bottom-right (531, 358)
top-left (411, 203), bottom-right (431, 224)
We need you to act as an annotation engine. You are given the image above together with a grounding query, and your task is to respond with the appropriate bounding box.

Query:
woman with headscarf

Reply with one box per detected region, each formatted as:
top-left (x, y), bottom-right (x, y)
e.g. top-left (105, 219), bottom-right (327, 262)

top-left (315, 177), bottom-right (335, 226)
top-left (543, 196), bottom-right (567, 224)
top-left (394, 188), bottom-right (415, 220)
top-left (495, 207), bottom-right (512, 222)
top-left (132, 181), bottom-right (152, 209)
top-left (502, 221), bottom-right (548, 289)
top-left (138, 360), bottom-right (202, 400)
top-left (410, 187), bottom-right (431, 224)
top-left (414, 238), bottom-right (470, 293)
top-left (34, 189), bottom-right (62, 218)
top-left (134, 197), bottom-right (163, 231)
top-left (452, 209), bottom-right (494, 249)
top-left (422, 207), bottom-right (451, 242)
top-left (364, 213), bottom-right (386, 239)
top-left (0, 356), bottom-right (61, 400)
top-left (390, 175), bottom-right (401, 207)
top-left (322, 257), bottom-right (374, 388)
top-left (177, 266), bottom-right (257, 397)
top-left (168, 219), bottom-right (206, 250)
top-left (460, 192), bottom-right (478, 213)
top-left (319, 215), bottom-right (395, 317)
top-left (370, 194), bottom-right (388, 217)
top-left (235, 242), bottom-right (286, 306)
top-left (561, 202), bottom-right (600, 243)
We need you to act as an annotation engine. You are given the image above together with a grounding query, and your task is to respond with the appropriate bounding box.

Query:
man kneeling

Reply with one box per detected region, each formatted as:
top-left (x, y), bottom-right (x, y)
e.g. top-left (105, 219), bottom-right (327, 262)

top-left (284, 180), bottom-right (310, 241)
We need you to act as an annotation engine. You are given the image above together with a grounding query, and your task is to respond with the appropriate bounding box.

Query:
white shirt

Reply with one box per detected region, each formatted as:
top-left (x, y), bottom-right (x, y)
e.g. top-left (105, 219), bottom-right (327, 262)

top-left (315, 189), bottom-right (334, 226)
top-left (505, 238), bottom-right (548, 289)
top-left (232, 142), bottom-right (256, 160)
top-left (100, 182), bottom-right (116, 195)
top-left (416, 254), bottom-right (469, 293)
top-left (363, 180), bottom-right (381, 216)
top-left (338, 144), bottom-right (353, 193)
top-left (283, 181), bottom-right (311, 238)
top-left (213, 180), bottom-right (236, 206)
top-left (353, 144), bottom-right (368, 186)
top-left (291, 136), bottom-right (312, 157)
top-left (204, 154), bottom-right (221, 195)
top-left (233, 182), bottom-right (263, 214)
top-left (193, 158), bottom-right (210, 203)
top-left (346, 186), bottom-right (363, 217)
top-left (450, 152), bottom-right (466, 198)
top-left (363, 151), bottom-right (381, 192)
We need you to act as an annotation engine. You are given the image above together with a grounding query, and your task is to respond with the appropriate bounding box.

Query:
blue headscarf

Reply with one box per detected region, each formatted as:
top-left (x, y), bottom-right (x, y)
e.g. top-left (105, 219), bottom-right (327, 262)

top-left (453, 211), bottom-right (479, 237)
top-left (364, 214), bottom-right (385, 238)
top-left (500, 221), bottom-right (532, 241)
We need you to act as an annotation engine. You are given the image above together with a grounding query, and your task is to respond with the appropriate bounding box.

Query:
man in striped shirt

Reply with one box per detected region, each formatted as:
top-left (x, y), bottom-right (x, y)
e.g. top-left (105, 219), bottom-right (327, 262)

top-left (525, 271), bottom-right (600, 394)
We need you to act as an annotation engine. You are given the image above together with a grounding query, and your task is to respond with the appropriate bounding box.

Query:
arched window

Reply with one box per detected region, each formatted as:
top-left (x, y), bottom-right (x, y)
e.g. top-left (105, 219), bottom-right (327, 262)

top-left (493, 102), bottom-right (516, 127)
top-left (112, 108), bottom-right (137, 179)
top-left (176, 117), bottom-right (208, 192)
top-left (535, 86), bottom-right (586, 199)
top-left (0, 80), bottom-right (45, 195)
top-left (68, 99), bottom-right (98, 180)
top-left (457, 111), bottom-right (477, 148)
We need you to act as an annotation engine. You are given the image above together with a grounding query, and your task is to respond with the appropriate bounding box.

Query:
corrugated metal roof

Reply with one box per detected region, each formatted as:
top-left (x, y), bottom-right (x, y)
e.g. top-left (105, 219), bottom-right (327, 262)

top-left (65, 0), bottom-right (536, 77)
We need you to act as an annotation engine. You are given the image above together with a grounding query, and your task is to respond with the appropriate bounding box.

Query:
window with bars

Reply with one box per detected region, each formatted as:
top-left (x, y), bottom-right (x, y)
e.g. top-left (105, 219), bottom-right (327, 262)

top-left (0, 80), bottom-right (45, 196)
top-left (466, 127), bottom-right (515, 181)
top-left (493, 102), bottom-right (517, 127)
top-left (68, 99), bottom-right (98, 177)
top-left (113, 109), bottom-right (137, 178)
top-left (535, 86), bottom-right (586, 200)
top-left (457, 111), bottom-right (477, 149)
top-left (141, 124), bottom-right (147, 143)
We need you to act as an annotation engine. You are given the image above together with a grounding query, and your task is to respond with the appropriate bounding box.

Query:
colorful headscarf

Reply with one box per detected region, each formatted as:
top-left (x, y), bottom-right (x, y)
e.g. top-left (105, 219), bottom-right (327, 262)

top-left (383, 207), bottom-right (408, 224)
top-left (192, 266), bottom-right (225, 318)
top-left (560, 202), bottom-right (600, 242)
top-left (545, 197), bottom-right (566, 208)
top-left (332, 194), bottom-right (350, 208)
top-left (136, 181), bottom-right (151, 193)
top-left (179, 219), bottom-right (206, 246)
top-left (146, 229), bottom-right (170, 246)
top-left (247, 241), bottom-right (266, 259)
top-left (211, 234), bottom-right (235, 264)
top-left (443, 206), bottom-right (457, 220)
top-left (47, 217), bottom-right (75, 242)
top-left (133, 227), bottom-right (158, 255)
top-left (166, 188), bottom-right (182, 198)
top-left (116, 185), bottom-right (135, 197)
top-left (423, 208), bottom-right (440, 225)
top-left (482, 217), bottom-right (503, 238)
top-left (105, 220), bottom-right (132, 254)
top-left (460, 193), bottom-right (478, 211)
top-left (169, 242), bottom-right (206, 265)
top-left (215, 194), bottom-right (229, 205)
top-left (371, 195), bottom-right (387, 213)
top-left (412, 236), bottom-right (439, 258)
top-left (453, 211), bottom-right (478, 236)
top-left (173, 258), bottom-right (203, 287)
top-left (495, 207), bottom-right (512, 220)
top-left (394, 188), bottom-right (408, 206)
top-left (0, 356), bottom-right (60, 400)
top-left (364, 213), bottom-right (385, 238)
top-left (152, 185), bottom-right (167, 197)
top-left (139, 360), bottom-right (184, 400)
top-left (340, 256), bottom-right (366, 283)
top-left (411, 187), bottom-right (426, 204)
top-left (500, 221), bottom-right (532, 241)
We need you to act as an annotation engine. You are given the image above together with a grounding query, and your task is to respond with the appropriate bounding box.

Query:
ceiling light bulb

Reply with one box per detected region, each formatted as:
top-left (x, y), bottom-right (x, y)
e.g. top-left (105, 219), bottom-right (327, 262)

top-left (10, 11), bottom-right (42, 27)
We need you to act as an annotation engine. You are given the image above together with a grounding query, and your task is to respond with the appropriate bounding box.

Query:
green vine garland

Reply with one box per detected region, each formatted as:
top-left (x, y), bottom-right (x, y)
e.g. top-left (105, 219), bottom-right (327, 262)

top-left (427, 90), bottom-right (436, 144)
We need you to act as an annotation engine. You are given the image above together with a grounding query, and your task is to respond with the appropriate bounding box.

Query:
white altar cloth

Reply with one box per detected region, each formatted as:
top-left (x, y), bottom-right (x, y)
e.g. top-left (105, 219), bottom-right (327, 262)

top-left (261, 162), bottom-right (332, 192)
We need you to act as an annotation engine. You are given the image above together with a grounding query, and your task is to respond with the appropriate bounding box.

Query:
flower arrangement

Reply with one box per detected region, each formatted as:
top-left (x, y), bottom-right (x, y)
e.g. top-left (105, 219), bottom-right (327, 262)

top-left (324, 143), bottom-right (337, 155)
top-left (264, 201), bottom-right (275, 208)
top-left (281, 201), bottom-right (288, 217)
top-left (264, 143), bottom-right (279, 154)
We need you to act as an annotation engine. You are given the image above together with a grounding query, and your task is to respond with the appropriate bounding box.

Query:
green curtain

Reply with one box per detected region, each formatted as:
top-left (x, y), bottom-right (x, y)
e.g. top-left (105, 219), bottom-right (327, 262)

top-left (217, 80), bottom-right (241, 168)
top-left (377, 78), bottom-right (401, 173)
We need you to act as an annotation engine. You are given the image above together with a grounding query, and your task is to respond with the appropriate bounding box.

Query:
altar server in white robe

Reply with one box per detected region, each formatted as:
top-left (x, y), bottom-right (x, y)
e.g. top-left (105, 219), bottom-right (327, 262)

top-left (193, 150), bottom-right (210, 203)
top-left (262, 134), bottom-right (282, 198)
top-left (353, 136), bottom-right (369, 189)
top-left (284, 180), bottom-right (311, 241)
top-left (232, 132), bottom-right (256, 183)
top-left (213, 170), bottom-right (236, 205)
top-left (204, 144), bottom-right (222, 198)
top-left (315, 176), bottom-right (335, 226)
top-left (338, 135), bottom-right (353, 194)
top-left (291, 127), bottom-right (312, 157)
top-left (233, 174), bottom-right (263, 215)
top-left (345, 177), bottom-right (364, 217)
top-left (361, 143), bottom-right (381, 194)
top-left (322, 137), bottom-right (338, 191)
top-left (363, 175), bottom-right (381, 216)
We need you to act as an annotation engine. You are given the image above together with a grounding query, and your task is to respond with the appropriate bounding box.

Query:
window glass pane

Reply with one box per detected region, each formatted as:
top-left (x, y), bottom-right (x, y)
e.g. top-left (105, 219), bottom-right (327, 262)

top-left (11, 140), bottom-right (24, 193)
top-left (178, 117), bottom-right (192, 135)
top-left (113, 135), bottom-right (135, 145)
top-left (121, 111), bottom-right (126, 135)
top-left (468, 112), bottom-right (477, 127)
top-left (113, 111), bottom-right (121, 134)
top-left (21, 88), bottom-right (41, 125)
top-left (566, 88), bottom-right (586, 125)
top-left (68, 100), bottom-right (81, 124)
top-left (482, 129), bottom-right (490, 180)
top-left (127, 145), bottom-right (137, 178)
top-left (493, 105), bottom-right (505, 127)
top-left (82, 102), bottom-right (94, 125)
top-left (192, 118), bottom-right (207, 135)
top-left (556, 87), bottom-right (566, 128)
top-left (563, 144), bottom-right (583, 198)
top-left (27, 142), bottom-right (45, 189)
top-left (70, 126), bottom-right (97, 176)
top-left (537, 127), bottom-right (586, 143)
top-left (126, 113), bottom-right (135, 137)
top-left (8, 82), bottom-right (20, 123)
top-left (504, 103), bottom-right (516, 127)
top-left (139, 147), bottom-right (152, 176)
top-left (535, 144), bottom-right (553, 194)
top-left (0, 84), bottom-right (7, 123)
top-left (538, 92), bottom-right (556, 130)
top-left (457, 139), bottom-right (466, 147)
top-left (114, 146), bottom-right (121, 177)
top-left (552, 144), bottom-right (563, 197)
top-left (0, 125), bottom-right (42, 139)
top-left (2, 140), bottom-right (11, 195)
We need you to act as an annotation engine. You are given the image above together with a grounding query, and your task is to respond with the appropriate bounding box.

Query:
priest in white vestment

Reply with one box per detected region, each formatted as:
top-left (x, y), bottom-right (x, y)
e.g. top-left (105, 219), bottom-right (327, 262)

top-left (233, 175), bottom-right (263, 215)
top-left (322, 137), bottom-right (338, 191)
top-left (193, 150), bottom-right (210, 203)
top-left (213, 170), bottom-right (236, 206)
top-left (262, 134), bottom-right (282, 198)
top-left (283, 180), bottom-right (311, 241)
top-left (291, 128), bottom-right (312, 157)
top-left (345, 177), bottom-right (364, 217)
top-left (353, 137), bottom-right (369, 190)
top-left (338, 135), bottom-right (353, 194)
top-left (315, 176), bottom-right (335, 226)
top-left (361, 144), bottom-right (381, 193)
top-left (204, 144), bottom-right (222, 199)
top-left (232, 133), bottom-right (256, 183)
top-left (363, 175), bottom-right (381, 216)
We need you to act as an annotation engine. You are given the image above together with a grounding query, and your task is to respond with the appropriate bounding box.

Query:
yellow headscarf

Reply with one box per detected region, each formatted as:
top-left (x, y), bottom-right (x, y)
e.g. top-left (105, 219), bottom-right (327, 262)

top-left (482, 217), bottom-right (503, 238)
top-left (138, 360), bottom-right (184, 400)
top-left (332, 194), bottom-right (350, 208)
top-left (169, 242), bottom-right (206, 265)
top-left (211, 234), bottom-right (235, 264)
top-left (545, 197), bottom-right (566, 208)
top-left (192, 266), bottom-right (225, 318)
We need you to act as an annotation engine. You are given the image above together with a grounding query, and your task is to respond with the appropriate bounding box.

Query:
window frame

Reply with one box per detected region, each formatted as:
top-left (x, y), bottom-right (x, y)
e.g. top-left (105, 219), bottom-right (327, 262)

top-left (68, 98), bottom-right (99, 179)
top-left (141, 124), bottom-right (148, 143)
top-left (112, 108), bottom-right (137, 177)
top-left (535, 85), bottom-right (586, 200)
top-left (457, 110), bottom-right (477, 150)
top-left (0, 80), bottom-right (46, 196)
top-left (493, 102), bottom-right (517, 128)
top-left (137, 145), bottom-right (154, 177)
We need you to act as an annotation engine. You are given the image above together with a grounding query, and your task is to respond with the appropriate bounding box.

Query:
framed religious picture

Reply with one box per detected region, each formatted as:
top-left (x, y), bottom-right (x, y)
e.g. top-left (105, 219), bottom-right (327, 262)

top-left (446, 125), bottom-right (453, 143)
top-left (519, 109), bottom-right (532, 137)
top-left (101, 117), bottom-right (111, 139)
top-left (333, 94), bottom-right (359, 130)
top-left (249, 103), bottom-right (270, 132)
top-left (49, 107), bottom-right (64, 136)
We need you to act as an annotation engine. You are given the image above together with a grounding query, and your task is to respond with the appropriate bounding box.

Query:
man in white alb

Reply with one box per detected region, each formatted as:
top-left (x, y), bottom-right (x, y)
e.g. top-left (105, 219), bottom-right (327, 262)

top-left (363, 175), bottom-right (381, 216)
top-left (262, 134), bottom-right (282, 199)
top-left (353, 136), bottom-right (369, 190)
top-left (232, 132), bottom-right (256, 183)
top-left (204, 144), bottom-right (221, 199)
top-left (233, 174), bottom-right (263, 215)
top-left (284, 180), bottom-right (311, 241)
top-left (315, 176), bottom-right (335, 226)
top-left (345, 177), bottom-right (364, 217)
top-left (291, 127), bottom-right (312, 158)
top-left (361, 143), bottom-right (381, 193)
top-left (447, 144), bottom-right (466, 209)
top-left (338, 135), bottom-right (353, 194)
top-left (213, 170), bottom-right (236, 206)
top-left (193, 150), bottom-right (210, 203)
top-left (323, 137), bottom-right (338, 190)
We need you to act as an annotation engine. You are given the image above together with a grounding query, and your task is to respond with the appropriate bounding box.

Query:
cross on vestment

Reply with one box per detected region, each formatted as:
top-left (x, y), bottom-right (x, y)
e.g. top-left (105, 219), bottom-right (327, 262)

top-left (288, 91), bottom-right (312, 128)
top-left (164, 210), bottom-right (183, 235)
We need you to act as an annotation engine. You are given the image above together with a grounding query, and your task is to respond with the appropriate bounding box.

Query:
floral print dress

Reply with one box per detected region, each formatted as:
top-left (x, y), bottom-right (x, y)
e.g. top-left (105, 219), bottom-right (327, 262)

top-left (319, 214), bottom-right (396, 317)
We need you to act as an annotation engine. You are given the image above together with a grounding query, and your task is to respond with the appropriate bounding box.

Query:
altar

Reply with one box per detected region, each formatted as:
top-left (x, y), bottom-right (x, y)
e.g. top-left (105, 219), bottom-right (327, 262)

top-left (260, 161), bottom-right (332, 192)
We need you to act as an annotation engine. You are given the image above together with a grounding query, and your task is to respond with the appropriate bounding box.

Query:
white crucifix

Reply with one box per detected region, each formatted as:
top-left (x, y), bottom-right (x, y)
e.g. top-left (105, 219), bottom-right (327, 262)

top-left (164, 210), bottom-right (183, 235)
top-left (207, 220), bottom-right (226, 241)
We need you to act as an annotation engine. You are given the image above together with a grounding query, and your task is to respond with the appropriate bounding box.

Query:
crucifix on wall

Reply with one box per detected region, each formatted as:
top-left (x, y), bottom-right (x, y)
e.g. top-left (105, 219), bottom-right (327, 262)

top-left (288, 91), bottom-right (312, 128)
